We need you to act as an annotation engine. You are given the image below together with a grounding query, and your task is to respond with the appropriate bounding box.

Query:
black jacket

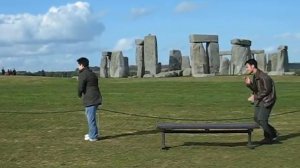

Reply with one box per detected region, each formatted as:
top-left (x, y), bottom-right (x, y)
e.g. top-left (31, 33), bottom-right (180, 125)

top-left (247, 69), bottom-right (276, 108)
top-left (78, 68), bottom-right (102, 107)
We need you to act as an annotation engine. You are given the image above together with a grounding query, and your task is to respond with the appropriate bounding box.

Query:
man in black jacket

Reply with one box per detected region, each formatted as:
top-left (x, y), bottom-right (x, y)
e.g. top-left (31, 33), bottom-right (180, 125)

top-left (244, 59), bottom-right (278, 144)
top-left (77, 57), bottom-right (102, 141)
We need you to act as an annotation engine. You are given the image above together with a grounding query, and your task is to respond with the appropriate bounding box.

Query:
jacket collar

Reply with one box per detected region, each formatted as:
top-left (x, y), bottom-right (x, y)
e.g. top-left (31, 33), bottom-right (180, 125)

top-left (79, 67), bottom-right (89, 73)
top-left (254, 69), bottom-right (263, 80)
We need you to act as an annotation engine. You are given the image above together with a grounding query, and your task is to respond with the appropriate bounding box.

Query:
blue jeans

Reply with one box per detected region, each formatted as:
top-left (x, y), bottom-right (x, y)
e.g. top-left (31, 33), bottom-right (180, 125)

top-left (85, 105), bottom-right (99, 139)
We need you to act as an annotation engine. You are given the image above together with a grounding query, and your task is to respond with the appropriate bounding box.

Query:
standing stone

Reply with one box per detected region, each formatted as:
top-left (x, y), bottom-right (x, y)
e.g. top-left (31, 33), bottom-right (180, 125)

top-left (207, 42), bottom-right (220, 74)
top-left (169, 50), bottom-right (182, 71)
top-left (276, 45), bottom-right (289, 73)
top-left (267, 53), bottom-right (273, 72)
top-left (110, 51), bottom-right (127, 78)
top-left (181, 56), bottom-right (191, 69)
top-left (135, 39), bottom-right (145, 78)
top-left (100, 56), bottom-right (108, 78)
top-left (256, 53), bottom-right (267, 72)
top-left (124, 57), bottom-right (129, 77)
top-left (144, 35), bottom-right (158, 75)
top-left (231, 39), bottom-right (251, 75)
top-left (190, 43), bottom-right (209, 76)
top-left (189, 34), bottom-right (219, 76)
top-left (270, 53), bottom-right (278, 71)
top-left (219, 57), bottom-right (230, 75)
top-left (100, 51), bottom-right (111, 78)
top-left (156, 62), bottom-right (161, 74)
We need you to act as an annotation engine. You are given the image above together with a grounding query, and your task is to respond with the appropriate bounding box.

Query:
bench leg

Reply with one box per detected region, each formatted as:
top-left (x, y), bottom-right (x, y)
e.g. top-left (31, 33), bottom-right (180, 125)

top-left (161, 132), bottom-right (167, 150)
top-left (247, 131), bottom-right (255, 149)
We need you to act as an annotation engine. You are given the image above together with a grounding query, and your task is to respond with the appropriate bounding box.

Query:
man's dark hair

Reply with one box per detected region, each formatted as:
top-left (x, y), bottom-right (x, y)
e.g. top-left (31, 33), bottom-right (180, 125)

top-left (77, 57), bottom-right (89, 67)
top-left (245, 59), bottom-right (257, 68)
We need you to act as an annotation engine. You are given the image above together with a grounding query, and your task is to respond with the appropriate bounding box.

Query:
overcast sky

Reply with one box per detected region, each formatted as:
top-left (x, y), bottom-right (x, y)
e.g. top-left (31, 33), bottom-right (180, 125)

top-left (0, 0), bottom-right (299, 72)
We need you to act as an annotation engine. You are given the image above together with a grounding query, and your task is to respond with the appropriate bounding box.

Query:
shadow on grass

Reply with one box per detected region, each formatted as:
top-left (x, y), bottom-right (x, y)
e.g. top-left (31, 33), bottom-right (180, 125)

top-left (182, 141), bottom-right (248, 147)
top-left (167, 132), bottom-right (300, 149)
top-left (101, 129), bottom-right (159, 140)
top-left (277, 132), bottom-right (300, 141)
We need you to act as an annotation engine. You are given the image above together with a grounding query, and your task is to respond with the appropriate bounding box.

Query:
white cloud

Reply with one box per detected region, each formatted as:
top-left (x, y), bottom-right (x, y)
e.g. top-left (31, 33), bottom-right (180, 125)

top-left (113, 38), bottom-right (135, 51)
top-left (0, 1), bottom-right (105, 71)
top-left (130, 7), bottom-right (152, 19)
top-left (175, 1), bottom-right (199, 13)
top-left (0, 1), bottom-right (104, 45)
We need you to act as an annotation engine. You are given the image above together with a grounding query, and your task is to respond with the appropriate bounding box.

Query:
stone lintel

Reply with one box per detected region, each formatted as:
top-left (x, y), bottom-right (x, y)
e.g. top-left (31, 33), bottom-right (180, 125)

top-left (251, 50), bottom-right (265, 54)
top-left (219, 51), bottom-right (231, 55)
top-left (231, 39), bottom-right (252, 46)
top-left (189, 34), bottom-right (218, 43)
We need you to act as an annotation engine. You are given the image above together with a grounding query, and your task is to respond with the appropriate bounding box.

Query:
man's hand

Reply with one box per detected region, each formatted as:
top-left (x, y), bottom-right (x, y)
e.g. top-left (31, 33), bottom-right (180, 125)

top-left (247, 94), bottom-right (254, 103)
top-left (244, 76), bottom-right (251, 85)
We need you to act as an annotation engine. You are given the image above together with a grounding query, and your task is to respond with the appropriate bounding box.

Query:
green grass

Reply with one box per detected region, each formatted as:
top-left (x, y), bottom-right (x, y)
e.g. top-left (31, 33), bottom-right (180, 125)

top-left (0, 76), bottom-right (299, 168)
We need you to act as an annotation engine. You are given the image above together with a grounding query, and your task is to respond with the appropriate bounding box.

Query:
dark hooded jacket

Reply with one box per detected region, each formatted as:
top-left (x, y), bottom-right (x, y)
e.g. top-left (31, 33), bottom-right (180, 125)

top-left (78, 67), bottom-right (102, 107)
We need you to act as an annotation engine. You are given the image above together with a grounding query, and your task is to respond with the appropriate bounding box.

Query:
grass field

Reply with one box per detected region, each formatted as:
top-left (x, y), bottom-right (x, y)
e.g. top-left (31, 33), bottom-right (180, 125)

top-left (0, 75), bottom-right (299, 168)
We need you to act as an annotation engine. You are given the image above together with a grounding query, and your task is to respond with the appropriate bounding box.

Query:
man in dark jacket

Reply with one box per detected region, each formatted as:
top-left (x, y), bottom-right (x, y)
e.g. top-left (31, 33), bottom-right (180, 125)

top-left (77, 57), bottom-right (102, 141)
top-left (244, 59), bottom-right (278, 144)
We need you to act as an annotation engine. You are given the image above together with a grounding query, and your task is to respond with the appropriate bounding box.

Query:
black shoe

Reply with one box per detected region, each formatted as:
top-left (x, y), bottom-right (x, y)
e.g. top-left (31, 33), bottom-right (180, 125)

top-left (272, 132), bottom-right (280, 141)
top-left (259, 138), bottom-right (273, 144)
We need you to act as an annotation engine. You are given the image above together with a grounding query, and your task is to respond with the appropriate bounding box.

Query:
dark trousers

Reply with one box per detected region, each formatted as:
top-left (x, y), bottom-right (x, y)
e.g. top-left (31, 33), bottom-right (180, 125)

top-left (254, 104), bottom-right (277, 140)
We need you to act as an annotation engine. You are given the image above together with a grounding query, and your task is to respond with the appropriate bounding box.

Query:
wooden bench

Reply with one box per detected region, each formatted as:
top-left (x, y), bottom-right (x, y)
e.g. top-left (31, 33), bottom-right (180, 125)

top-left (157, 123), bottom-right (260, 149)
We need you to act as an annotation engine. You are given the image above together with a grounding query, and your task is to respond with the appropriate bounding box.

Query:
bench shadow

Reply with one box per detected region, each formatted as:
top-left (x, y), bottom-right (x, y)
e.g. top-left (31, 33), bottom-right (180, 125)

top-left (170, 132), bottom-right (300, 149)
top-left (180, 141), bottom-right (248, 148)
top-left (101, 129), bottom-right (159, 140)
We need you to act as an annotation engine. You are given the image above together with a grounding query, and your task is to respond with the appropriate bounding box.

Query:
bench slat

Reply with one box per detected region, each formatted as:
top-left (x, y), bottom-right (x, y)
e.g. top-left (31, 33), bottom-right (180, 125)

top-left (157, 123), bottom-right (259, 130)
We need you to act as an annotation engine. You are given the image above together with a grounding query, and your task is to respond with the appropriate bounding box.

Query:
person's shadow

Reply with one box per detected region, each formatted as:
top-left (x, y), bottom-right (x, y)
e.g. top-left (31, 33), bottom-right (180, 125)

top-left (100, 129), bottom-right (159, 140)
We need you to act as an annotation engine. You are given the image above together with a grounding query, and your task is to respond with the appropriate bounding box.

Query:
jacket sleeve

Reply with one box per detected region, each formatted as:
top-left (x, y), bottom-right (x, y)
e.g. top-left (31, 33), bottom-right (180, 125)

top-left (254, 76), bottom-right (273, 101)
top-left (78, 73), bottom-right (87, 98)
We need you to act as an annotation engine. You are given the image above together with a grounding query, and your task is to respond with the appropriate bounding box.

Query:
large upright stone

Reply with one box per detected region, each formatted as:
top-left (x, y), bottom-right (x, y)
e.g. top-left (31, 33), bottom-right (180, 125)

top-left (190, 43), bottom-right (209, 76)
top-left (189, 34), bottom-right (218, 43)
top-left (207, 42), bottom-right (220, 74)
top-left (181, 56), bottom-right (191, 69)
top-left (144, 35), bottom-right (158, 75)
top-left (231, 39), bottom-right (252, 75)
top-left (123, 57), bottom-right (129, 77)
top-left (270, 53), bottom-right (278, 71)
top-left (110, 51), bottom-right (127, 78)
top-left (219, 57), bottom-right (230, 75)
top-left (256, 53), bottom-right (267, 72)
top-left (276, 45), bottom-right (289, 73)
top-left (135, 39), bottom-right (145, 78)
top-left (169, 50), bottom-right (182, 71)
top-left (100, 51), bottom-right (111, 78)
top-left (156, 62), bottom-right (161, 74)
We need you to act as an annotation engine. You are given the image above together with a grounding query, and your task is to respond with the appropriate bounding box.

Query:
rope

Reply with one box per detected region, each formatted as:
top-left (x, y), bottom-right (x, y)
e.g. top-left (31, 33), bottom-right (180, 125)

top-left (0, 108), bottom-right (298, 122)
